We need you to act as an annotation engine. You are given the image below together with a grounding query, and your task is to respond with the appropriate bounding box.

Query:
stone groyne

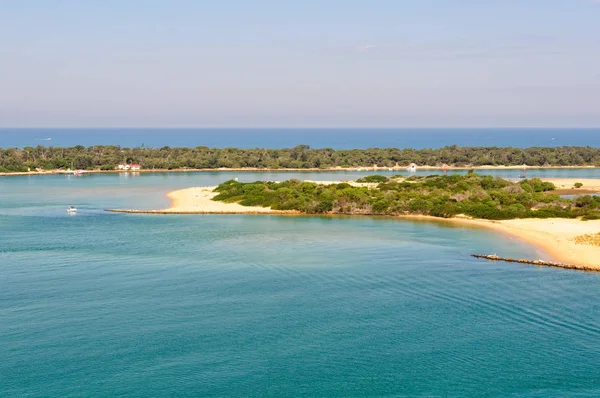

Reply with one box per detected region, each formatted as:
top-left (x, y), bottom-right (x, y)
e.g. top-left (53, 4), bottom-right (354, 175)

top-left (472, 254), bottom-right (597, 272)
top-left (105, 209), bottom-right (299, 215)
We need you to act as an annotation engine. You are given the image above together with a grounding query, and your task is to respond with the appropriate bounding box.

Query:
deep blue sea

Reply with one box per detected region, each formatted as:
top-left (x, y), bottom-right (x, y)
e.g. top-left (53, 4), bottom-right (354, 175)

top-left (2, 172), bottom-right (600, 397)
top-left (1, 128), bottom-right (599, 149)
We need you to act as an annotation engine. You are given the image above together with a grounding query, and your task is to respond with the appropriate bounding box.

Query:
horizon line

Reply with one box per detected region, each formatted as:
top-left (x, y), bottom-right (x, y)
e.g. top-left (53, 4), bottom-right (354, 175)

top-left (1, 126), bottom-right (600, 130)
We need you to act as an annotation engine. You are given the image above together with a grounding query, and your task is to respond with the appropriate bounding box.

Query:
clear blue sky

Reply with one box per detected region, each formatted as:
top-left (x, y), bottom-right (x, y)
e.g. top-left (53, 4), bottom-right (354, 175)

top-left (1, 0), bottom-right (599, 127)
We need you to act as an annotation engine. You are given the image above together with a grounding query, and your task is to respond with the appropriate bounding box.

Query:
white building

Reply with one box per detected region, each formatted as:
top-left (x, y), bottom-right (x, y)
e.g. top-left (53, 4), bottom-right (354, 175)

top-left (117, 164), bottom-right (141, 171)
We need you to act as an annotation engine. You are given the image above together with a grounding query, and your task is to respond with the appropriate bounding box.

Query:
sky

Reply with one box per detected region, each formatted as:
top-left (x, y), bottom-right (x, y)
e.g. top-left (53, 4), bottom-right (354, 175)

top-left (0, 0), bottom-right (599, 128)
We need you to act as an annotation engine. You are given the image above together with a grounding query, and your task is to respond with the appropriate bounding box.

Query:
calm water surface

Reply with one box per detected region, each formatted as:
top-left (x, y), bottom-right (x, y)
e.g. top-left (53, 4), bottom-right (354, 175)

top-left (2, 167), bottom-right (600, 213)
top-left (1, 174), bottom-right (600, 397)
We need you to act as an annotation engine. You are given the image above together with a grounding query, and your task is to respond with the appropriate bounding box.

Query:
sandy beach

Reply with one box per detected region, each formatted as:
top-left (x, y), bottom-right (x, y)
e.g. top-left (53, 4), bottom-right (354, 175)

top-left (108, 186), bottom-right (287, 214)
top-left (442, 217), bottom-right (600, 269)
top-left (540, 178), bottom-right (600, 194)
top-left (162, 186), bottom-right (287, 214)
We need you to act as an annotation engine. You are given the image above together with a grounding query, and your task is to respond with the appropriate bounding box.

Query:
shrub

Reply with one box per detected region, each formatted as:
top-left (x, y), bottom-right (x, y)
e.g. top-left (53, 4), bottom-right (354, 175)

top-left (504, 185), bottom-right (525, 194)
top-left (408, 198), bottom-right (433, 213)
top-left (575, 195), bottom-right (593, 208)
top-left (371, 198), bottom-right (392, 213)
top-left (314, 199), bottom-right (333, 213)
top-left (463, 203), bottom-right (506, 220)
top-left (533, 208), bottom-right (577, 219)
top-left (430, 203), bottom-right (459, 218)
top-left (480, 176), bottom-right (510, 190)
top-left (582, 213), bottom-right (600, 221)
top-left (520, 178), bottom-right (555, 192)
top-left (356, 175), bottom-right (388, 183)
top-left (574, 182), bottom-right (583, 188)
top-left (336, 183), bottom-right (352, 190)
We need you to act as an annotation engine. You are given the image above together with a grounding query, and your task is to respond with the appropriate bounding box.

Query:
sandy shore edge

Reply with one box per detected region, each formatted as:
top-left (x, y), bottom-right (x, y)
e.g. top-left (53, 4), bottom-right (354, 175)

top-left (2, 165), bottom-right (600, 177)
top-left (414, 216), bottom-right (600, 269)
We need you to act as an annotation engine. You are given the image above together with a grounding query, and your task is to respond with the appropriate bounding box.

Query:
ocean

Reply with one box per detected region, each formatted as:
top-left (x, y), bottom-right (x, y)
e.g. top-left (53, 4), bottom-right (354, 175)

top-left (2, 172), bottom-right (600, 397)
top-left (1, 128), bottom-right (600, 149)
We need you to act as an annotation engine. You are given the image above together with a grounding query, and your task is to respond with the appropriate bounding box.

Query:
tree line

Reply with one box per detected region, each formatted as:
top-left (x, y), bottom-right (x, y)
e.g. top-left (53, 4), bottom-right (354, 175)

top-left (1, 144), bottom-right (600, 172)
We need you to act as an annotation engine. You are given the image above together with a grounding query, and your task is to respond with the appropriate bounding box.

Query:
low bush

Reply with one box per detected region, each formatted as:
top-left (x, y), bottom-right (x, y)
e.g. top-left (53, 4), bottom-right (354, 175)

top-left (356, 175), bottom-right (388, 183)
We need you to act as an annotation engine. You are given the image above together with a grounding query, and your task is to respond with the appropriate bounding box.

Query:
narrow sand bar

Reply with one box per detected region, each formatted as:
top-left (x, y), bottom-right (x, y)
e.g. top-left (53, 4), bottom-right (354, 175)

top-left (108, 186), bottom-right (285, 214)
top-left (158, 186), bottom-right (294, 214)
top-left (541, 178), bottom-right (600, 190)
top-left (110, 179), bottom-right (600, 269)
top-left (540, 178), bottom-right (600, 194)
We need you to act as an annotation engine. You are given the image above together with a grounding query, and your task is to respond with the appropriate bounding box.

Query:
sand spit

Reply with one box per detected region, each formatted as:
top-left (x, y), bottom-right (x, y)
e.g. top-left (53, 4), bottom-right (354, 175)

top-left (110, 187), bottom-right (294, 214)
top-left (109, 182), bottom-right (373, 214)
top-left (108, 183), bottom-right (600, 270)
top-left (166, 187), bottom-right (274, 213)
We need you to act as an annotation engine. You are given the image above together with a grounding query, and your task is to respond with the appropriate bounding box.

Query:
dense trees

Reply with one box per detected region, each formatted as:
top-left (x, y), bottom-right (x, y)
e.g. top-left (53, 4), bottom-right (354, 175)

top-left (1, 145), bottom-right (600, 173)
top-left (212, 174), bottom-right (600, 220)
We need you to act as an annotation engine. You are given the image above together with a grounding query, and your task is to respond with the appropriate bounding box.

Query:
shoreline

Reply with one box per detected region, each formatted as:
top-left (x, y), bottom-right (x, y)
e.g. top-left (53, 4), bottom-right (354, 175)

top-left (425, 216), bottom-right (600, 269)
top-left (108, 185), bottom-right (600, 270)
top-left (2, 164), bottom-right (600, 177)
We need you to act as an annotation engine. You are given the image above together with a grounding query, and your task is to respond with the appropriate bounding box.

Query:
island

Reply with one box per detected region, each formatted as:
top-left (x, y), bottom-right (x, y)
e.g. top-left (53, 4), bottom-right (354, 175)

top-left (108, 173), bottom-right (600, 270)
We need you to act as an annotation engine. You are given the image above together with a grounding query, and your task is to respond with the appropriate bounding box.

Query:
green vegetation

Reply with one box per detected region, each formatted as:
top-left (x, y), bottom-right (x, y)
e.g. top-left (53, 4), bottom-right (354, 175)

top-left (574, 182), bottom-right (584, 188)
top-left (1, 145), bottom-right (600, 172)
top-left (356, 175), bottom-right (389, 183)
top-left (213, 174), bottom-right (600, 220)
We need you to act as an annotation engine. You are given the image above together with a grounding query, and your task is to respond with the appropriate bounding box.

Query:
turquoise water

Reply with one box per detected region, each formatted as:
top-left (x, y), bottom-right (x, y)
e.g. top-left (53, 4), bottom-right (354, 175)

top-left (2, 169), bottom-right (600, 214)
top-left (2, 174), bottom-right (600, 397)
top-left (2, 128), bottom-right (599, 149)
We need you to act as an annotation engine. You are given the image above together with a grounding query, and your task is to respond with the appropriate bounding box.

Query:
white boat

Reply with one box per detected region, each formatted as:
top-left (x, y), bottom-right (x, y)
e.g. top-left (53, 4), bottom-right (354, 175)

top-left (67, 206), bottom-right (77, 213)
